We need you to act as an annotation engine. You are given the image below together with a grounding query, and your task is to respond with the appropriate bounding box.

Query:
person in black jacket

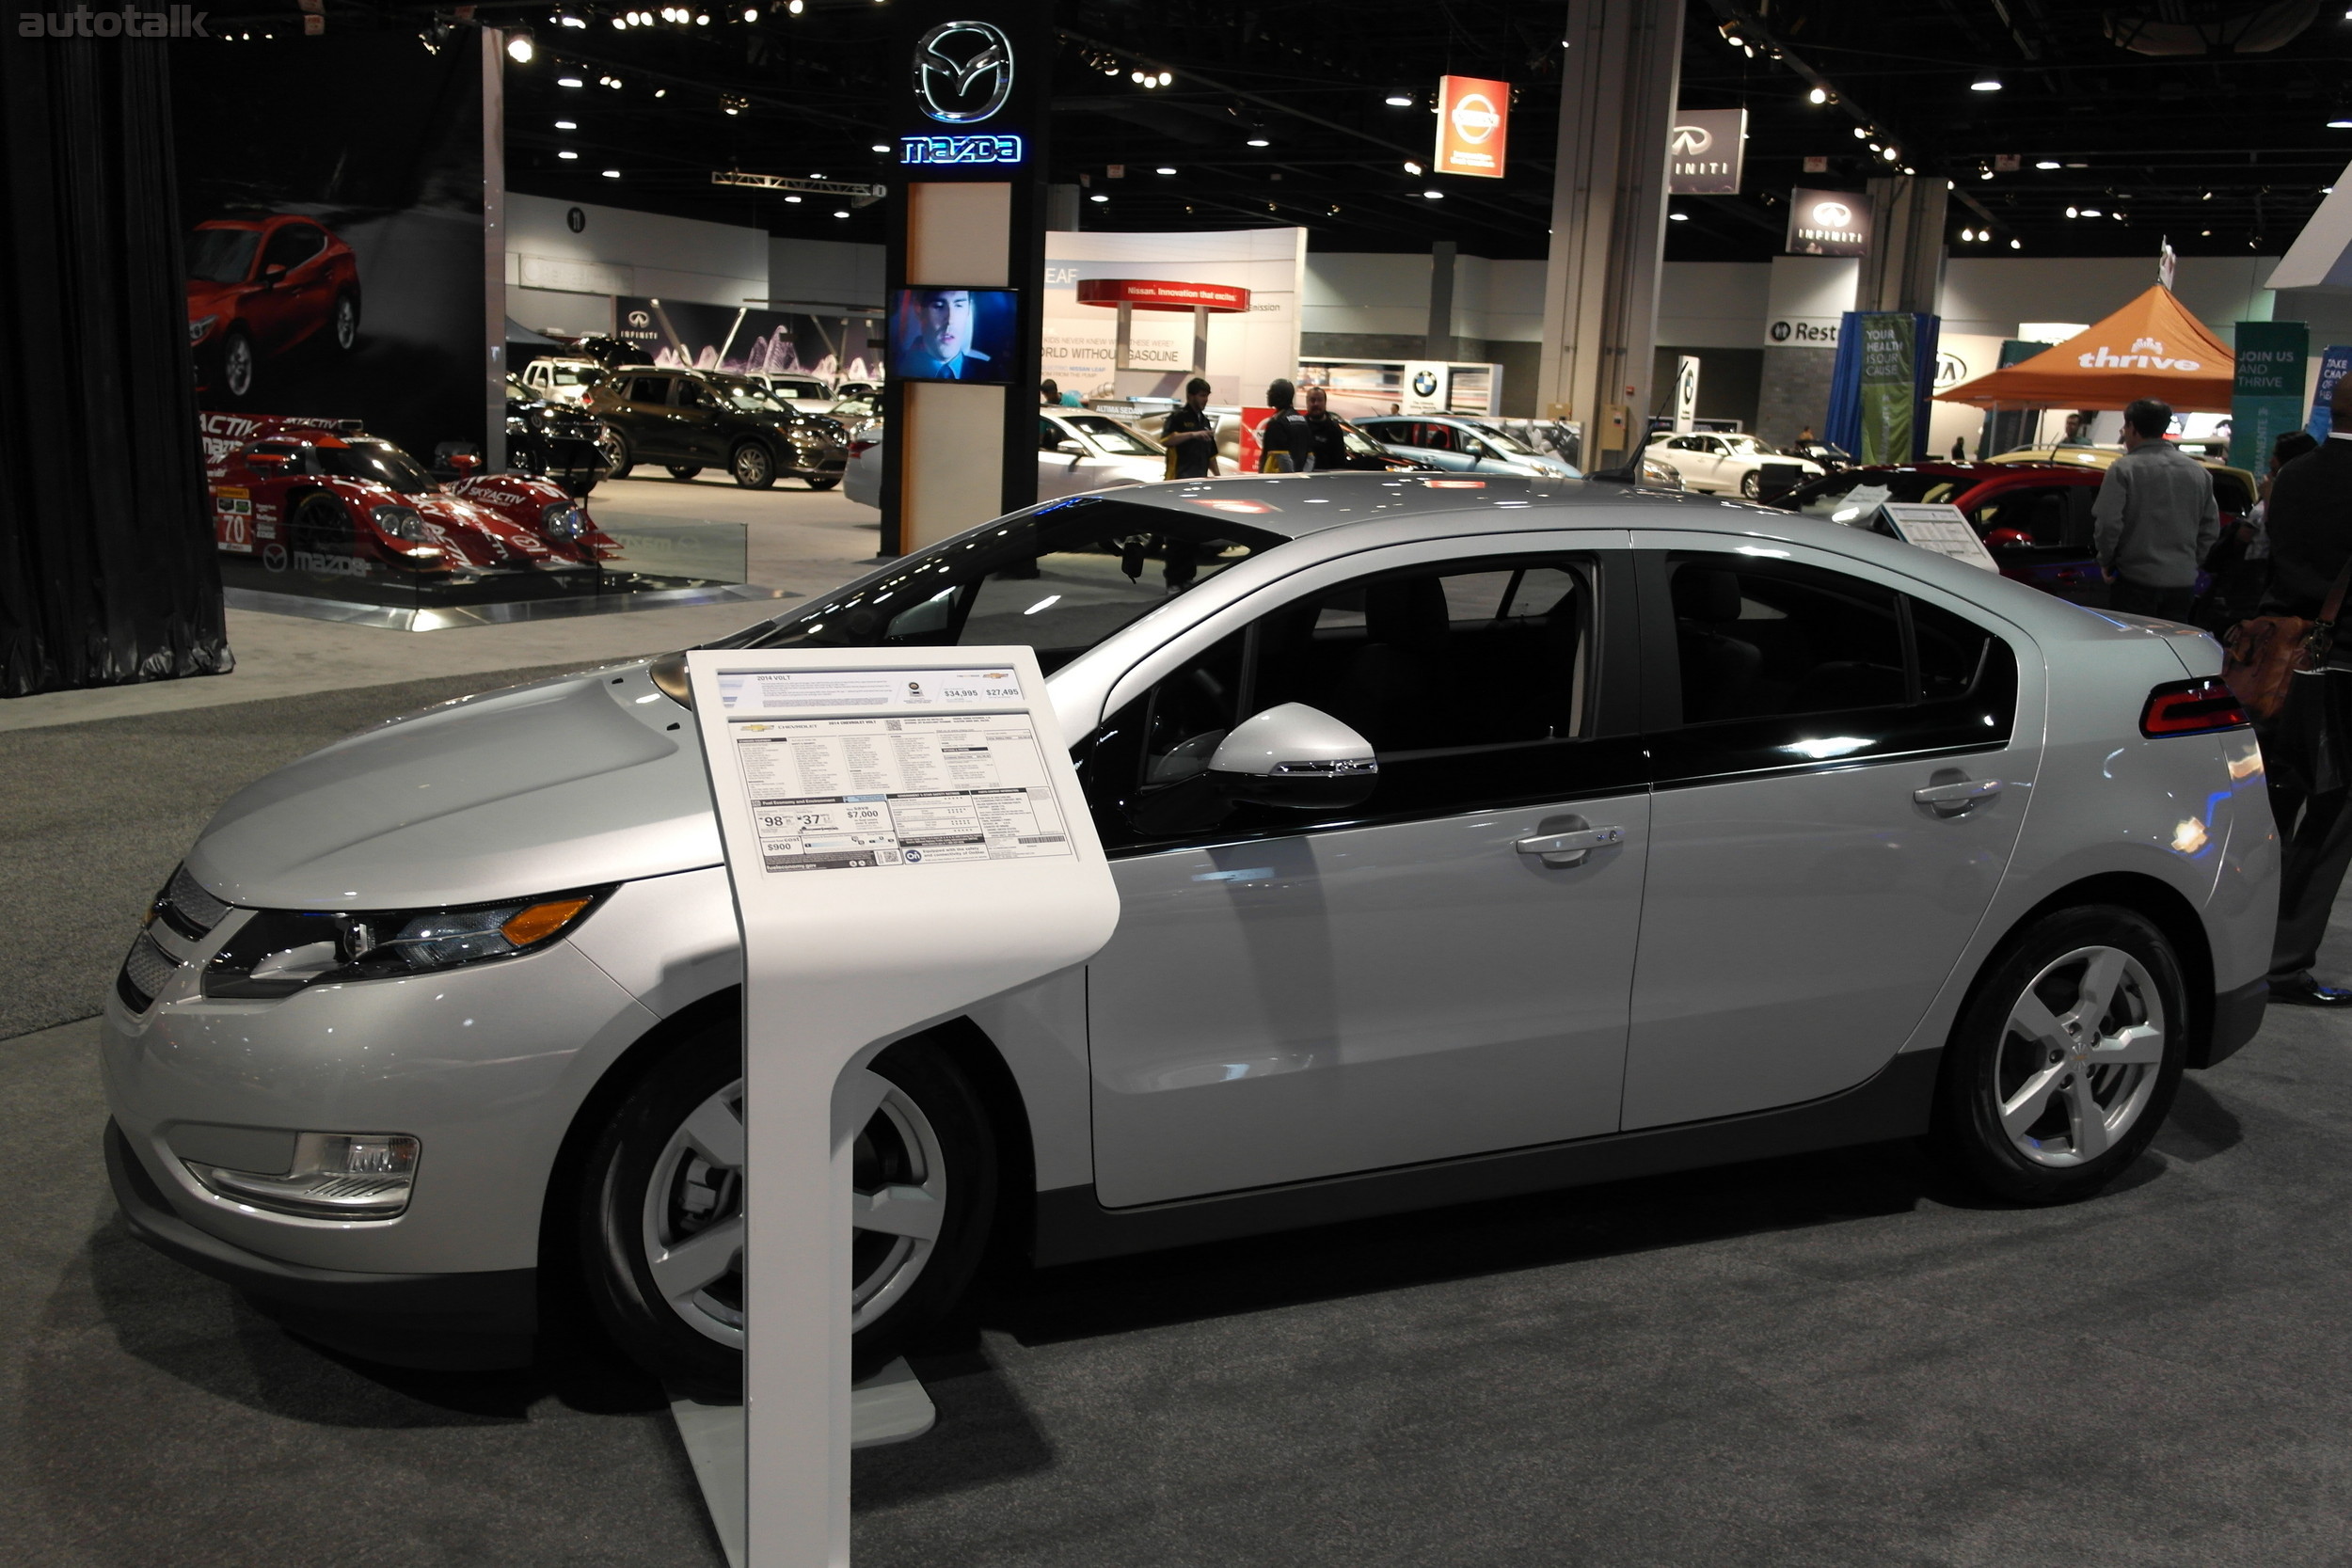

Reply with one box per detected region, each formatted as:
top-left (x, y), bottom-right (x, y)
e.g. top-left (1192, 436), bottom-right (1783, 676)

top-left (2254, 374), bottom-right (2352, 1006)
top-left (1258, 379), bottom-right (1315, 472)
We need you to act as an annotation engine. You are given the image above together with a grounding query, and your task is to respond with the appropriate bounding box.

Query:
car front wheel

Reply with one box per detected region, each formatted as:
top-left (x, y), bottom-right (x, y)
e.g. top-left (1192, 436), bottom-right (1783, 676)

top-left (731, 441), bottom-right (777, 489)
top-left (332, 293), bottom-right (359, 352)
top-left (578, 1022), bottom-right (998, 1390)
top-left (1933, 905), bottom-right (2186, 1204)
top-left (1740, 469), bottom-right (1762, 499)
top-left (222, 329), bottom-right (256, 399)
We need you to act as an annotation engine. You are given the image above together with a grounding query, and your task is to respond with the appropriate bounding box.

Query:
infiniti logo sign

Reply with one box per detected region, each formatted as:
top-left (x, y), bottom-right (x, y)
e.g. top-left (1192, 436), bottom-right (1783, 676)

top-left (1669, 124), bottom-right (1713, 155)
top-left (914, 20), bottom-right (1013, 124)
top-left (1812, 200), bottom-right (1852, 227)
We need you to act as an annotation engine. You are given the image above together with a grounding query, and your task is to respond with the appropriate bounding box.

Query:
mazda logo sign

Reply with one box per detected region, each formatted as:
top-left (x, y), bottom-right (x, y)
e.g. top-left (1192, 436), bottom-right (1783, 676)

top-left (1669, 124), bottom-right (1713, 155)
top-left (914, 20), bottom-right (1014, 125)
top-left (1812, 200), bottom-right (1852, 227)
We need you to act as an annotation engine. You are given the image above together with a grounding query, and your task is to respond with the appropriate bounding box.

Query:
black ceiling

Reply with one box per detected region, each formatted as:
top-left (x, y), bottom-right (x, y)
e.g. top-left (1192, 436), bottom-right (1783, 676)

top-left (227, 0), bottom-right (2352, 263)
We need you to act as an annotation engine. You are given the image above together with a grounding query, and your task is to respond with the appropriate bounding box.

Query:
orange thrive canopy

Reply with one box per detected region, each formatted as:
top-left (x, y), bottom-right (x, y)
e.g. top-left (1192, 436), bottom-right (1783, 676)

top-left (1933, 285), bottom-right (2236, 412)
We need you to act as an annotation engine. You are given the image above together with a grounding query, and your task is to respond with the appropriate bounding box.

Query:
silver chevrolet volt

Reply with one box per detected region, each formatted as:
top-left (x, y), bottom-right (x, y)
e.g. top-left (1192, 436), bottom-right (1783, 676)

top-left (101, 472), bottom-right (2277, 1384)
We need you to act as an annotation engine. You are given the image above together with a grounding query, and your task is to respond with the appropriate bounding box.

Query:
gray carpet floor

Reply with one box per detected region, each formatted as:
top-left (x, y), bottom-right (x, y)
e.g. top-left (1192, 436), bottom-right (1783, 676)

top-left (7, 673), bottom-right (2352, 1565)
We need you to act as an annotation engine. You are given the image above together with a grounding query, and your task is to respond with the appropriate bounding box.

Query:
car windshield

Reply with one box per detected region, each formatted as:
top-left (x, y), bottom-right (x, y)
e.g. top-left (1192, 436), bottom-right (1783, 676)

top-left (1462, 423), bottom-right (1538, 456)
top-left (1787, 470), bottom-right (1965, 518)
top-left (542, 362), bottom-right (599, 386)
top-left (718, 381), bottom-right (788, 413)
top-left (1338, 420), bottom-right (1386, 456)
top-left (1722, 435), bottom-right (1782, 457)
top-left (1060, 415), bottom-right (1163, 457)
top-left (712, 496), bottom-right (1278, 673)
top-left (312, 438), bottom-right (437, 495)
top-left (188, 228), bottom-right (260, 285)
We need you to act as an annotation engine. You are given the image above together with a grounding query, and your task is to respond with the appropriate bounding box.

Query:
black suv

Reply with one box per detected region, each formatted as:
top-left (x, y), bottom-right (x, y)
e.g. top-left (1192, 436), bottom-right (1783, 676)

top-left (585, 369), bottom-right (848, 490)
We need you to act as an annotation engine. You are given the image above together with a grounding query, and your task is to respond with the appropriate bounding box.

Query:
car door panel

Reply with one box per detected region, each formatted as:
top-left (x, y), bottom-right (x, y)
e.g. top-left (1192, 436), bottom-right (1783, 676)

top-left (1618, 537), bottom-right (2041, 1129)
top-left (1084, 541), bottom-right (1648, 1208)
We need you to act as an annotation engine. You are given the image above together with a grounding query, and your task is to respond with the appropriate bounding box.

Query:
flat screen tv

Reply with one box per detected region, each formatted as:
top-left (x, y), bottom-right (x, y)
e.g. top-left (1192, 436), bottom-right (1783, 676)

top-left (887, 287), bottom-right (1017, 384)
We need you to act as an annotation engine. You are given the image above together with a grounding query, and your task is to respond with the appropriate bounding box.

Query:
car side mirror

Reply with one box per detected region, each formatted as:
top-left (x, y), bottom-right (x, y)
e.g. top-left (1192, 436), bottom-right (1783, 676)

top-left (1055, 439), bottom-right (1086, 455)
top-left (446, 452), bottom-right (482, 474)
top-left (1206, 703), bottom-right (1378, 810)
top-left (262, 262), bottom-right (286, 285)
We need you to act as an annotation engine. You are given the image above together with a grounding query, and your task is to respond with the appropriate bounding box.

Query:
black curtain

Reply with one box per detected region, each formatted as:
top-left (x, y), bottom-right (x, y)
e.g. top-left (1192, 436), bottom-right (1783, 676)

top-left (0, 32), bottom-right (230, 697)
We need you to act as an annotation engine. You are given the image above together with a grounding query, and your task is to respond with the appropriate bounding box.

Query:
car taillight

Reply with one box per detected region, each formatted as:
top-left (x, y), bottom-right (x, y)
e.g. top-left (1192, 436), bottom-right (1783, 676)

top-left (2139, 676), bottom-right (2250, 737)
top-left (849, 438), bottom-right (877, 459)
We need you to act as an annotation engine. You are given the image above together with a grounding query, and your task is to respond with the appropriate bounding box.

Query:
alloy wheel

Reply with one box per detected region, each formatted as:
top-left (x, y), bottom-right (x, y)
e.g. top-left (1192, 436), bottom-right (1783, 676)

top-left (334, 296), bottom-right (358, 351)
top-left (1993, 944), bottom-right (2166, 1167)
top-left (224, 333), bottom-right (255, 398)
top-left (733, 444), bottom-right (773, 487)
top-left (638, 1076), bottom-right (948, 1350)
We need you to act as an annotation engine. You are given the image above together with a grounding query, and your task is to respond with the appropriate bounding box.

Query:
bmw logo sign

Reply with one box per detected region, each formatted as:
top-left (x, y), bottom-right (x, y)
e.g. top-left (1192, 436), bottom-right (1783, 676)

top-left (1411, 370), bottom-right (1439, 398)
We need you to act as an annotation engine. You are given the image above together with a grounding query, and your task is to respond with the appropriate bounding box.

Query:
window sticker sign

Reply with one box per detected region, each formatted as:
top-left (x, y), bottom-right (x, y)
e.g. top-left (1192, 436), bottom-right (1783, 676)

top-left (1877, 502), bottom-right (1998, 572)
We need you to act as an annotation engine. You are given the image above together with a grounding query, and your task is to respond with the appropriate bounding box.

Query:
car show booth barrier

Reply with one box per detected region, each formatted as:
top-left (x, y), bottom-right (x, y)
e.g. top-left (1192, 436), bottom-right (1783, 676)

top-left (686, 645), bottom-right (1120, 1565)
top-left (2, 30), bottom-right (231, 696)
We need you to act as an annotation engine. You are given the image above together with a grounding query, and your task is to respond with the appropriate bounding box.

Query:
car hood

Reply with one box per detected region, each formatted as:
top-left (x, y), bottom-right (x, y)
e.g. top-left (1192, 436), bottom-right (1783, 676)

top-left (185, 664), bottom-right (720, 911)
top-left (186, 279), bottom-right (240, 314)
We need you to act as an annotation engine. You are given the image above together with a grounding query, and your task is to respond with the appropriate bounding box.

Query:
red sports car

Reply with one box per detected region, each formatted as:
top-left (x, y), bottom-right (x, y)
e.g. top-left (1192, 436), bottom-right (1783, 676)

top-left (186, 215), bottom-right (363, 400)
top-left (200, 415), bottom-right (612, 581)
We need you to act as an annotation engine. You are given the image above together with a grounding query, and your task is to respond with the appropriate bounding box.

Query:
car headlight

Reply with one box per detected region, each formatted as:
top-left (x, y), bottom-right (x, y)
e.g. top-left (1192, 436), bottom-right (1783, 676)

top-left (540, 501), bottom-right (588, 539)
top-left (189, 314), bottom-right (218, 344)
top-left (371, 504), bottom-right (428, 541)
top-left (202, 889), bottom-right (610, 1000)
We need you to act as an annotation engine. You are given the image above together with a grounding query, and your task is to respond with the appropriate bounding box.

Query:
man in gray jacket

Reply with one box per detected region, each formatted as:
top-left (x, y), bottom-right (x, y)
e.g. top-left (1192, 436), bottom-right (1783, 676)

top-left (2092, 397), bottom-right (2219, 621)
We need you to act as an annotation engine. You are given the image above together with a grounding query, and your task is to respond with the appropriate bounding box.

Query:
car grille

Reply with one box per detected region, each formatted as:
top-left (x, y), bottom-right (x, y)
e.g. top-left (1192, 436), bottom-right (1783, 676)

top-left (154, 863), bottom-right (231, 941)
top-left (117, 932), bottom-right (180, 1013)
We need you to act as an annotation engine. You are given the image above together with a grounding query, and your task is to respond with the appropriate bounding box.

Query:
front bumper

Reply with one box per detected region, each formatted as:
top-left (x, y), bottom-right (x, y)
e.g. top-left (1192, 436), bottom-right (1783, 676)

top-left (108, 1120), bottom-right (536, 1369)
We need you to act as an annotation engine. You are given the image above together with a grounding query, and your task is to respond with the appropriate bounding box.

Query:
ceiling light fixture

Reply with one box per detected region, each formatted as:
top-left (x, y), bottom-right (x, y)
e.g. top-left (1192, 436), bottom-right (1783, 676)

top-left (558, 150), bottom-right (579, 160)
top-left (2035, 159), bottom-right (2059, 169)
top-left (2010, 238), bottom-right (2022, 249)
top-left (555, 119), bottom-right (576, 129)
top-left (2329, 118), bottom-right (2352, 129)
top-left (602, 168), bottom-right (621, 179)
top-left (1403, 160), bottom-right (1422, 174)
top-left (1385, 91), bottom-right (1412, 106)
top-left (1156, 166), bottom-right (1176, 174)
top-left (741, 6), bottom-right (755, 16)
top-left (834, 210), bottom-right (849, 218)
top-left (558, 13), bottom-right (584, 24)
top-left (1669, 211), bottom-right (1688, 221)
top-left (505, 29), bottom-right (534, 61)
top-left (870, 143), bottom-right (888, 152)
top-left (1248, 137), bottom-right (1270, 147)
top-left (1807, 86), bottom-right (1827, 104)
top-left (1971, 75), bottom-right (2002, 90)
top-left (558, 75), bottom-right (582, 87)
top-left (1422, 189), bottom-right (1443, 199)
top-left (1089, 193), bottom-right (1108, 202)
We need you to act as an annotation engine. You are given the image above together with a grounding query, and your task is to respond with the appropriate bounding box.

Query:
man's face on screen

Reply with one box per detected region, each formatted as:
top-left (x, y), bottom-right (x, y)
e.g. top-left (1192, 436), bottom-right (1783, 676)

top-left (918, 291), bottom-right (971, 361)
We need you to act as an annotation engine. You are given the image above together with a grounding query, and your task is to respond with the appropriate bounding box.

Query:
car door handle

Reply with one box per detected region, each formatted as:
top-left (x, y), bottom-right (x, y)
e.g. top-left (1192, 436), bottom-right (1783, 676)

top-left (1515, 826), bottom-right (1624, 866)
top-left (1914, 778), bottom-right (2002, 813)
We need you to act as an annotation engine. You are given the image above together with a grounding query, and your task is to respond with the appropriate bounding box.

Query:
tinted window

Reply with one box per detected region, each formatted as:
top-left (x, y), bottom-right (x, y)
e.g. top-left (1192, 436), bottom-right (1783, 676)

top-left (1647, 550), bottom-right (2015, 783)
top-left (1970, 484), bottom-right (2093, 547)
top-left (628, 376), bottom-right (670, 404)
top-left (720, 496), bottom-right (1279, 673)
top-left (1091, 553), bottom-right (1629, 851)
top-left (312, 438), bottom-right (436, 495)
top-left (262, 224), bottom-right (324, 271)
top-left (675, 380), bottom-right (710, 407)
top-left (188, 228), bottom-right (261, 284)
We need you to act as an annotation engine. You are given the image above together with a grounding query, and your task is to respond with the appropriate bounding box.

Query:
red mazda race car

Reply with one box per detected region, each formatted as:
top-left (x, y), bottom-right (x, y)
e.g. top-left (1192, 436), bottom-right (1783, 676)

top-left (186, 214), bottom-right (363, 401)
top-left (200, 415), bottom-right (612, 581)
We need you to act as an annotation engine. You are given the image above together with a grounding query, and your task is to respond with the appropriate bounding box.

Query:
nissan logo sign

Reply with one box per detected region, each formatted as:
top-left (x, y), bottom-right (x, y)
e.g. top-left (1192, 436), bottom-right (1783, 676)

top-left (914, 20), bottom-right (1014, 124)
top-left (1812, 200), bottom-right (1852, 227)
top-left (1669, 124), bottom-right (1713, 155)
top-left (1449, 92), bottom-right (1502, 143)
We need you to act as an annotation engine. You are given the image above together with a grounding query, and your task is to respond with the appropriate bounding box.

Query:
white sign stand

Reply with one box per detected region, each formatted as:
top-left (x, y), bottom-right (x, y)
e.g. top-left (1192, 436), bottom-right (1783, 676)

top-left (1874, 500), bottom-right (2001, 572)
top-left (686, 646), bottom-right (1120, 1568)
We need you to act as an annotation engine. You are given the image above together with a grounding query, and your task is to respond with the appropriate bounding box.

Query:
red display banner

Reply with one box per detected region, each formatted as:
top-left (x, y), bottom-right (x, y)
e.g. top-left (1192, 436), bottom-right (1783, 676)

top-left (1073, 278), bottom-right (1253, 313)
top-left (1235, 405), bottom-right (1274, 473)
top-left (1435, 75), bottom-right (1509, 179)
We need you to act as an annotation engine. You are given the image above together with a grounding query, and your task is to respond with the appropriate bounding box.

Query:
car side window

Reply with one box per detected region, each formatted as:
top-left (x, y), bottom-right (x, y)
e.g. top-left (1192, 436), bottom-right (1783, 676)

top-left (262, 225), bottom-right (322, 272)
top-left (1039, 418), bottom-right (1067, 451)
top-left (626, 375), bottom-right (669, 404)
top-left (1645, 550), bottom-right (2017, 782)
top-left (675, 380), bottom-right (707, 408)
top-left (1416, 423), bottom-right (1458, 451)
top-left (1089, 553), bottom-right (1636, 851)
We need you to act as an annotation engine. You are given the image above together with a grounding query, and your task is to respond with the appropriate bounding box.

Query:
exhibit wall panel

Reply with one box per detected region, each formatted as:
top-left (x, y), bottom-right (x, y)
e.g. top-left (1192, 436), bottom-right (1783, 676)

top-left (1659, 262), bottom-right (1772, 349)
top-left (909, 184), bottom-right (1011, 286)
top-left (900, 382), bottom-right (1007, 550)
top-left (505, 192), bottom-right (768, 309)
top-left (1940, 256), bottom-right (2280, 344)
top-left (1045, 228), bottom-right (1304, 403)
top-left (508, 284), bottom-right (614, 340)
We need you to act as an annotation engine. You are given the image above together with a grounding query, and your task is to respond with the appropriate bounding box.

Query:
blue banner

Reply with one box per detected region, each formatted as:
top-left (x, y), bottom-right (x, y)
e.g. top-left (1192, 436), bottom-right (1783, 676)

top-left (2312, 345), bottom-right (2352, 438)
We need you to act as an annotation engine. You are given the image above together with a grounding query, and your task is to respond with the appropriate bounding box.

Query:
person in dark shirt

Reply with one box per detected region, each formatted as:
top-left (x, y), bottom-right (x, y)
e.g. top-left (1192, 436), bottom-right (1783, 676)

top-left (1304, 385), bottom-right (1351, 471)
top-left (2253, 374), bottom-right (2352, 1006)
top-left (1259, 378), bottom-right (1316, 472)
top-left (1159, 377), bottom-right (1218, 480)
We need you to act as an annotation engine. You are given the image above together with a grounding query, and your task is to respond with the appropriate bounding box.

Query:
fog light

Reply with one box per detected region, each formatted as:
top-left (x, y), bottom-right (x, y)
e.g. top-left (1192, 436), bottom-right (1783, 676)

top-left (186, 1132), bottom-right (421, 1220)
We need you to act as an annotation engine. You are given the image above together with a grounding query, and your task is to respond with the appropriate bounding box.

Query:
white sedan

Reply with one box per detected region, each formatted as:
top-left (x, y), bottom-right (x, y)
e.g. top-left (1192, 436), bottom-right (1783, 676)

top-left (845, 409), bottom-right (1167, 509)
top-left (1646, 432), bottom-right (1823, 497)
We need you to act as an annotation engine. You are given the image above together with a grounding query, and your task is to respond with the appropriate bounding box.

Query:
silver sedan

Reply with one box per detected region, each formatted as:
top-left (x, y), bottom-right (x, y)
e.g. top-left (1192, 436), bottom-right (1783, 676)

top-left (101, 472), bottom-right (2277, 1385)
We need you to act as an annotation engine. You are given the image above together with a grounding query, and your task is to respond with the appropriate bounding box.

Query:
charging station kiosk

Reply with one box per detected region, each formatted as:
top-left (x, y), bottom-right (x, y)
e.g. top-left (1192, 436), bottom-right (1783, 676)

top-left (686, 645), bottom-right (1120, 1566)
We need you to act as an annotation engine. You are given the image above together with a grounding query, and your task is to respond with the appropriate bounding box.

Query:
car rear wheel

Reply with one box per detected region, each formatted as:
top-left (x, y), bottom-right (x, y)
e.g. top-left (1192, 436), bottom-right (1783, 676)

top-left (222, 329), bottom-right (256, 399)
top-left (731, 441), bottom-right (776, 489)
top-left (597, 428), bottom-right (634, 481)
top-left (665, 465), bottom-right (703, 481)
top-left (332, 293), bottom-right (359, 352)
top-left (1933, 906), bottom-right (2185, 1205)
top-left (578, 1022), bottom-right (998, 1391)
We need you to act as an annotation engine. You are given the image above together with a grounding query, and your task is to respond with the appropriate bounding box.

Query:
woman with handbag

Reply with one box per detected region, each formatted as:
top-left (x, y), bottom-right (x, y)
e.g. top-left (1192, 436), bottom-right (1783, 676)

top-left (2226, 378), bottom-right (2352, 1006)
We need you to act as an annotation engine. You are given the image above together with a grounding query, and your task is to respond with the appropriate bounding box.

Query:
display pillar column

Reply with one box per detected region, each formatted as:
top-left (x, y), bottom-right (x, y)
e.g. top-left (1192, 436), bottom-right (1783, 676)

top-left (1857, 176), bottom-right (1947, 314)
top-left (1535, 0), bottom-right (1684, 470)
top-left (879, 5), bottom-right (1046, 557)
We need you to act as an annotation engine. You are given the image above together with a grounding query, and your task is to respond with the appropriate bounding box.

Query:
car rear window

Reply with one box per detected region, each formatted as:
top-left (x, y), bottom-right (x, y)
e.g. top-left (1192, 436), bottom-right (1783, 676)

top-left (1788, 470), bottom-right (1965, 519)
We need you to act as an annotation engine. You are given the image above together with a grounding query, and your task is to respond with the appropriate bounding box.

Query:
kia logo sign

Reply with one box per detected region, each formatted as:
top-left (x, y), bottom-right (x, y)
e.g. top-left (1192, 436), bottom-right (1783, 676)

top-left (1449, 92), bottom-right (1501, 143)
top-left (914, 20), bottom-right (1013, 125)
top-left (1669, 124), bottom-right (1713, 155)
top-left (1812, 200), bottom-right (1852, 227)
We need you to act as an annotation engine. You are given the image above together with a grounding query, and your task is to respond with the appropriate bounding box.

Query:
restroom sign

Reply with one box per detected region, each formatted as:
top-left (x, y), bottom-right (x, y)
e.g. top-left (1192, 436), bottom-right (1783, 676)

top-left (1436, 75), bottom-right (1509, 179)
